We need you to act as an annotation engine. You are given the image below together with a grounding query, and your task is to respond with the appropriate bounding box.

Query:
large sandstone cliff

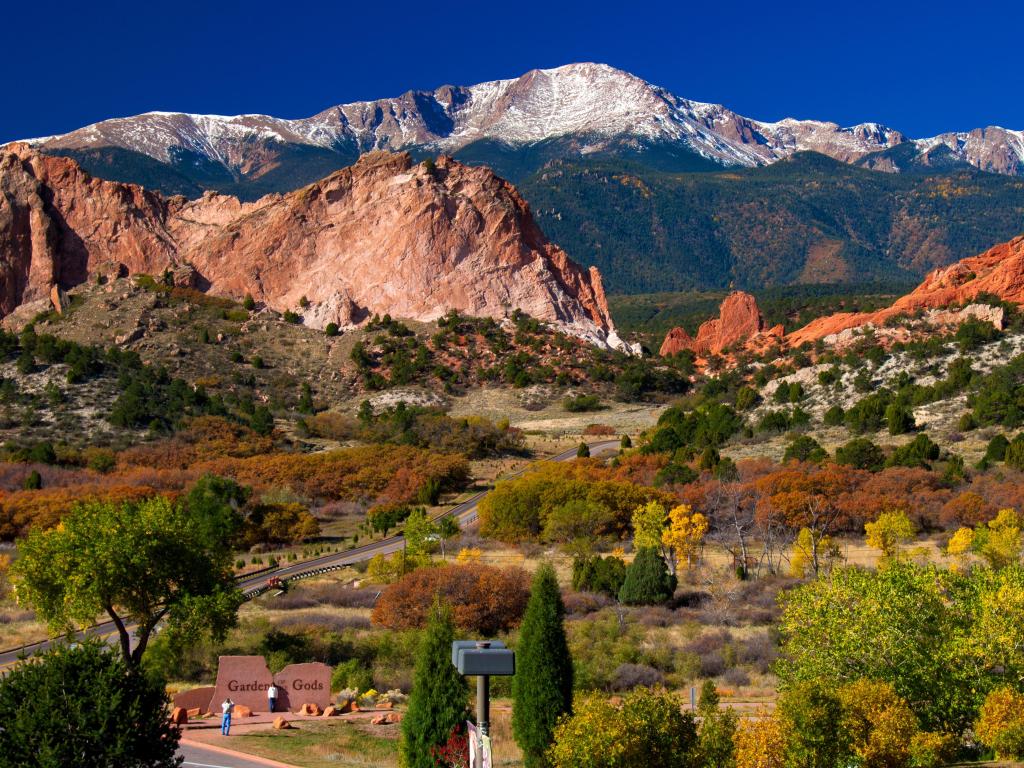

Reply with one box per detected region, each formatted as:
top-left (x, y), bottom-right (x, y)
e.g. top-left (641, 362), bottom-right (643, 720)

top-left (0, 144), bottom-right (618, 343)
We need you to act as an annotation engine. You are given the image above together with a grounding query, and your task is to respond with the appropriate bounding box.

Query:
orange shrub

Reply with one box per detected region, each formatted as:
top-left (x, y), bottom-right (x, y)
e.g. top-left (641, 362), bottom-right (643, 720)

top-left (0, 485), bottom-right (159, 539)
top-left (371, 563), bottom-right (530, 634)
top-left (194, 444), bottom-right (468, 504)
top-left (118, 416), bottom-right (273, 470)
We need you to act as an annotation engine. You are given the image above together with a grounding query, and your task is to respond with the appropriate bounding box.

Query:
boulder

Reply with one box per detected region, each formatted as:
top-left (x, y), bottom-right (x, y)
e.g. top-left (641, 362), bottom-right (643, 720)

top-left (273, 716), bottom-right (292, 730)
top-left (371, 712), bottom-right (402, 725)
top-left (321, 706), bottom-right (338, 717)
top-left (186, 708), bottom-right (201, 718)
top-left (297, 703), bottom-right (321, 716)
top-left (338, 699), bottom-right (359, 714)
top-left (377, 700), bottom-right (394, 710)
top-left (170, 707), bottom-right (189, 725)
top-left (233, 704), bottom-right (253, 718)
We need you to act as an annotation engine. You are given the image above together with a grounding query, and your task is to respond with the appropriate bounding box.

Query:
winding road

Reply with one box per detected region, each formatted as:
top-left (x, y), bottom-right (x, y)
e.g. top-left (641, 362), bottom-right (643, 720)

top-left (0, 439), bottom-right (619, 670)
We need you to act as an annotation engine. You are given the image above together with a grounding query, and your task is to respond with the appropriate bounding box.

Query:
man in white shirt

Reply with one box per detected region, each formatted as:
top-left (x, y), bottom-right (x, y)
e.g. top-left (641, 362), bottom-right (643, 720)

top-left (267, 684), bottom-right (278, 713)
top-left (221, 698), bottom-right (234, 736)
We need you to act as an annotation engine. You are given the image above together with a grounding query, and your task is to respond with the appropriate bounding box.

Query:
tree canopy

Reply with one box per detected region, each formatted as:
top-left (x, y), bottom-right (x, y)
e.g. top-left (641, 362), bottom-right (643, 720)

top-left (12, 494), bottom-right (243, 665)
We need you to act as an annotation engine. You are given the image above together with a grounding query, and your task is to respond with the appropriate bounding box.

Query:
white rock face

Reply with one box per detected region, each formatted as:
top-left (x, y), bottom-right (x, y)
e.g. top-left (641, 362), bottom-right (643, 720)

top-left (21, 63), bottom-right (1024, 178)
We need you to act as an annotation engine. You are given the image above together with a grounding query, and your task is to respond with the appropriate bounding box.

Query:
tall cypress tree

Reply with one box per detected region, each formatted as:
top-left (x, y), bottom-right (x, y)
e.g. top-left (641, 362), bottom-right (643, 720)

top-left (400, 599), bottom-right (468, 768)
top-left (513, 563), bottom-right (574, 768)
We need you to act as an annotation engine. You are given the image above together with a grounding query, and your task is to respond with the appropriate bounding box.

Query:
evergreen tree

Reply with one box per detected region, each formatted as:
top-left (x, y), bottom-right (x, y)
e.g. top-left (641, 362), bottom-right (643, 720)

top-left (618, 547), bottom-right (676, 605)
top-left (513, 563), bottom-right (573, 768)
top-left (400, 599), bottom-right (468, 768)
top-left (250, 405), bottom-right (274, 436)
top-left (696, 680), bottom-right (738, 768)
top-left (298, 383), bottom-right (314, 414)
top-left (0, 640), bottom-right (179, 767)
top-left (576, 442), bottom-right (590, 458)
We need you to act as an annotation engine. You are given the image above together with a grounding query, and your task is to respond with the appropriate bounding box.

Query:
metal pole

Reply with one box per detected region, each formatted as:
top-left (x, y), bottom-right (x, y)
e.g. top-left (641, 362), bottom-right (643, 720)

top-left (477, 674), bottom-right (490, 735)
top-left (476, 640), bottom-right (491, 766)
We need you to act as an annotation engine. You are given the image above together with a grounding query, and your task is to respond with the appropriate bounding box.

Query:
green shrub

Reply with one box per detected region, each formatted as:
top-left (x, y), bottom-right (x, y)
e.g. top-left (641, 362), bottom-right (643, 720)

top-left (619, 547), bottom-right (676, 605)
top-left (835, 438), bottom-right (885, 471)
top-left (784, 436), bottom-right (828, 463)
top-left (0, 641), bottom-right (179, 767)
top-left (325, 322), bottom-right (339, 337)
top-left (572, 555), bottom-right (627, 597)
top-left (886, 404), bottom-right (916, 435)
top-left (986, 434), bottom-right (1011, 463)
top-left (887, 434), bottom-right (940, 469)
top-left (823, 405), bottom-right (845, 426)
top-left (564, 394), bottom-right (603, 413)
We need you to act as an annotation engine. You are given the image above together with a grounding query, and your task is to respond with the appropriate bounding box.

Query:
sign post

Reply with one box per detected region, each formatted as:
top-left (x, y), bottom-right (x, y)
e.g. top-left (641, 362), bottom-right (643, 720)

top-left (452, 640), bottom-right (515, 767)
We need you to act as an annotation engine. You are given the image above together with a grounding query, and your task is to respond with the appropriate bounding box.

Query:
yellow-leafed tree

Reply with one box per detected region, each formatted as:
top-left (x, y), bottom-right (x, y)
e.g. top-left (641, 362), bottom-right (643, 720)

top-left (864, 510), bottom-right (915, 561)
top-left (662, 504), bottom-right (708, 573)
top-left (733, 710), bottom-right (788, 768)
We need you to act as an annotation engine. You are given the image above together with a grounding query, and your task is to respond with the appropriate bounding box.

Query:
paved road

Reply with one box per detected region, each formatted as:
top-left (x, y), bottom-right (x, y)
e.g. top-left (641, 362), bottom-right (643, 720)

top-left (0, 440), bottom-right (619, 669)
top-left (179, 740), bottom-right (292, 768)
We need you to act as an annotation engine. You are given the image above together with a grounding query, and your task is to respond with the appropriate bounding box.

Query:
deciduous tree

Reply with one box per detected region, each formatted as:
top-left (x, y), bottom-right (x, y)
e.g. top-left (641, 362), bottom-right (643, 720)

top-left (662, 504), bottom-right (708, 573)
top-left (548, 687), bottom-right (698, 768)
top-left (12, 497), bottom-right (242, 665)
top-left (864, 510), bottom-right (916, 561)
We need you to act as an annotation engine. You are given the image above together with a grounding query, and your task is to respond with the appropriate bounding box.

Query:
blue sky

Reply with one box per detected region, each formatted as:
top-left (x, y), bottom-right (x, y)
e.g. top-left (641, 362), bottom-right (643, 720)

top-left (4, 0), bottom-right (1023, 143)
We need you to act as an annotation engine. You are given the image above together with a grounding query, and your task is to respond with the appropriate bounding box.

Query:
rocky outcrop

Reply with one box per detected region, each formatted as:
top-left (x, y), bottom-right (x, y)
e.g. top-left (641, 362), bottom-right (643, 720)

top-left (662, 236), bottom-right (1024, 359)
top-left (659, 326), bottom-right (694, 357)
top-left (660, 291), bottom-right (779, 357)
top-left (786, 236), bottom-right (1024, 346)
top-left (0, 145), bottom-right (618, 344)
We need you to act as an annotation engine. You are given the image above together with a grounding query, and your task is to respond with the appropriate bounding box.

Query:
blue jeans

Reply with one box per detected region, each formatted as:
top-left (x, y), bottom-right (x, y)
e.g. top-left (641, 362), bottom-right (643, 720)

top-left (221, 713), bottom-right (231, 735)
top-left (269, 698), bottom-right (276, 712)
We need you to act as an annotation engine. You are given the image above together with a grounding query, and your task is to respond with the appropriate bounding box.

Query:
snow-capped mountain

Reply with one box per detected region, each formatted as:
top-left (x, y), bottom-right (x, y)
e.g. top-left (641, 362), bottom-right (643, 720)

top-left (20, 63), bottom-right (1024, 195)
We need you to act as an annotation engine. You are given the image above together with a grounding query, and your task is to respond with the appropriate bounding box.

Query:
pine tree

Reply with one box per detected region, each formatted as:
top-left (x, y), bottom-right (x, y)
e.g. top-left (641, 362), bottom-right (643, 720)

top-left (513, 563), bottom-right (574, 768)
top-left (618, 547), bottom-right (676, 605)
top-left (400, 599), bottom-right (468, 768)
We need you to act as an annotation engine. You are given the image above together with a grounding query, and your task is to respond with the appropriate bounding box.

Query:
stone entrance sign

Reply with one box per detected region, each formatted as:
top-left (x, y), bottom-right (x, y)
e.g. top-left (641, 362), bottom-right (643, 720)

top-left (207, 656), bottom-right (333, 713)
top-left (272, 662), bottom-right (332, 711)
top-left (209, 656), bottom-right (274, 713)
top-left (171, 685), bottom-right (215, 715)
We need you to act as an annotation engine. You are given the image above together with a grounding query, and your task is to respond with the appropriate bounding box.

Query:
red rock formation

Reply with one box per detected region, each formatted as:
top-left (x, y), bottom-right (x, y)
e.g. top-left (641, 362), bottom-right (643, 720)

top-left (658, 326), bottom-right (694, 357)
top-left (0, 144), bottom-right (615, 339)
top-left (786, 235), bottom-right (1024, 346)
top-left (659, 291), bottom-right (771, 357)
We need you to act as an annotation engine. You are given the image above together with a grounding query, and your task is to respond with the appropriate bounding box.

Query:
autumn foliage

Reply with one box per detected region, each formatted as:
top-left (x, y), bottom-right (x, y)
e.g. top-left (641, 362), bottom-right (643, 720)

top-left (194, 444), bottom-right (467, 504)
top-left (478, 459), bottom-right (673, 542)
top-left (0, 484), bottom-right (158, 539)
top-left (371, 563), bottom-right (530, 635)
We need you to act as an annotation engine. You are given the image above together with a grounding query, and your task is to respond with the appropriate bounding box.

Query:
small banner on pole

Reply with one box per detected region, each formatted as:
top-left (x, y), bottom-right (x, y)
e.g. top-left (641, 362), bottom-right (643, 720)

top-left (481, 734), bottom-right (493, 768)
top-left (467, 721), bottom-right (478, 768)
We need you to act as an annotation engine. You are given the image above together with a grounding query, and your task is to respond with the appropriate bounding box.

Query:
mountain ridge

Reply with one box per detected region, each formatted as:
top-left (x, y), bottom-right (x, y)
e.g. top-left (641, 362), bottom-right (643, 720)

top-left (18, 62), bottom-right (1024, 199)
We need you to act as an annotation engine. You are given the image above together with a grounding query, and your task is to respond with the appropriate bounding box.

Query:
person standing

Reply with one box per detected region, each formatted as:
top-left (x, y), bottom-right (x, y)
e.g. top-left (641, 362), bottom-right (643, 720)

top-left (221, 698), bottom-right (234, 736)
top-left (267, 684), bottom-right (278, 713)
